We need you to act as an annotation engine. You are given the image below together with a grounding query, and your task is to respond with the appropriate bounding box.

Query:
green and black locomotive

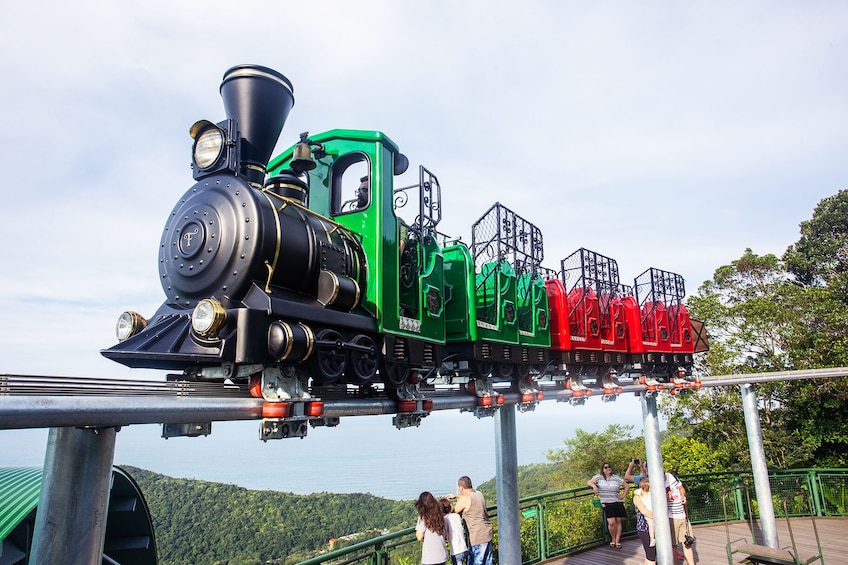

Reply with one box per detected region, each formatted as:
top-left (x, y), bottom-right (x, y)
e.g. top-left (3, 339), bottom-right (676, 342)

top-left (103, 65), bottom-right (704, 422)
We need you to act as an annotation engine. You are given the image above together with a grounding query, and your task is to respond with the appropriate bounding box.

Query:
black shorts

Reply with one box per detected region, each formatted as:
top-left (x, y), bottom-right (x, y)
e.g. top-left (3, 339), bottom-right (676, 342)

top-left (601, 501), bottom-right (626, 519)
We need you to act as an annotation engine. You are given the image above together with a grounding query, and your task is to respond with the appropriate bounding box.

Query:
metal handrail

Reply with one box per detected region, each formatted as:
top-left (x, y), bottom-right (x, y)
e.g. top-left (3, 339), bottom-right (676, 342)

top-left (291, 468), bottom-right (848, 565)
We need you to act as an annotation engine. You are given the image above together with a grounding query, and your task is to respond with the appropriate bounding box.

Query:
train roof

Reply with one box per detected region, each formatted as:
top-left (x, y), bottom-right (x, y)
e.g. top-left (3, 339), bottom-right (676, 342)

top-left (269, 128), bottom-right (402, 170)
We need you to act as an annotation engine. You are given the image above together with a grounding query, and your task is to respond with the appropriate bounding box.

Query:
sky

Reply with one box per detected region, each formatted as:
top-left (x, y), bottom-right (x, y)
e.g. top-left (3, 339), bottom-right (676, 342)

top-left (0, 1), bottom-right (846, 494)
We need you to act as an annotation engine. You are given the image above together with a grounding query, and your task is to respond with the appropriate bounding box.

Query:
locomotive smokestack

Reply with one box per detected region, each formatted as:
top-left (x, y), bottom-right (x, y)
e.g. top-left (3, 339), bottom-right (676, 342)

top-left (220, 65), bottom-right (295, 188)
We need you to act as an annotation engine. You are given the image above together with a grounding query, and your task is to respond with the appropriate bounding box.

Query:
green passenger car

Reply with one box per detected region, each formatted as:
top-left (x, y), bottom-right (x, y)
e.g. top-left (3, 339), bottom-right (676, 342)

top-left (442, 203), bottom-right (551, 381)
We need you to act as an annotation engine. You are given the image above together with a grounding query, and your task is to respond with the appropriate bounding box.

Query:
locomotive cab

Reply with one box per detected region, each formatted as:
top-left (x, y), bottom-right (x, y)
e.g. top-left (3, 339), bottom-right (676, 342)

top-left (267, 130), bottom-right (447, 385)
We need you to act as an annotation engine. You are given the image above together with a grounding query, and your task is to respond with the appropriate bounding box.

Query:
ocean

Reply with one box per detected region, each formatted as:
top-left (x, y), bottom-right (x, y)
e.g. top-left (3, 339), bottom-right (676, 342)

top-left (2, 394), bottom-right (648, 500)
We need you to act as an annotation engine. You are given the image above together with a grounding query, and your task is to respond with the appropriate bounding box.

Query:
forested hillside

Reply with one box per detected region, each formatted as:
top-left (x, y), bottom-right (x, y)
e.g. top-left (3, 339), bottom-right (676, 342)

top-left (124, 464), bottom-right (568, 564)
top-left (123, 466), bottom-right (417, 565)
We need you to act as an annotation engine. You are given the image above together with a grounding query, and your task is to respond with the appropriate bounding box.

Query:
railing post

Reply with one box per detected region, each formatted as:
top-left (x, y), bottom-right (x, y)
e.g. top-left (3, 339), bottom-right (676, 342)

top-left (732, 475), bottom-right (745, 520)
top-left (373, 542), bottom-right (386, 565)
top-left (537, 501), bottom-right (546, 561)
top-left (809, 469), bottom-right (824, 517)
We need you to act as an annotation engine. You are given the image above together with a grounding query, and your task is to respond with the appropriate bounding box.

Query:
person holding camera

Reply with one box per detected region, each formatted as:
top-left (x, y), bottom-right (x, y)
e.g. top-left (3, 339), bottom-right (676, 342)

top-left (625, 457), bottom-right (648, 484)
top-left (587, 462), bottom-right (629, 548)
top-left (667, 471), bottom-right (696, 565)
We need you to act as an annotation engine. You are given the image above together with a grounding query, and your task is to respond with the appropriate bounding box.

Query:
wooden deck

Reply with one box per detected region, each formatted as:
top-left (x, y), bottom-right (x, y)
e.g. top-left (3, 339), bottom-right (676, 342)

top-left (539, 516), bottom-right (846, 565)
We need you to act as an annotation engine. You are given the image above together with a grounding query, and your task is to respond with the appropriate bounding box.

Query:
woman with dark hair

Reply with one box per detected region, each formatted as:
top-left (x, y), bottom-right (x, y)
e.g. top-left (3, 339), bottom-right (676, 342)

top-left (415, 491), bottom-right (449, 565)
top-left (587, 462), bottom-right (629, 548)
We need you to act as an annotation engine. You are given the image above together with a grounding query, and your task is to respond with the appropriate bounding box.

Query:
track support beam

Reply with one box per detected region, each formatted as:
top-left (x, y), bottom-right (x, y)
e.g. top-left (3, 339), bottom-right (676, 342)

top-left (494, 404), bottom-right (521, 564)
top-left (741, 382), bottom-right (779, 548)
top-left (30, 426), bottom-right (118, 565)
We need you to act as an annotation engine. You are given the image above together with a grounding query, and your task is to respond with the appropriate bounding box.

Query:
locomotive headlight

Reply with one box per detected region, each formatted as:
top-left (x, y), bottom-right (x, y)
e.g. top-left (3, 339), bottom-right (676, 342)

top-left (116, 311), bottom-right (147, 342)
top-left (192, 299), bottom-right (227, 338)
top-left (193, 126), bottom-right (225, 169)
top-left (189, 118), bottom-right (238, 181)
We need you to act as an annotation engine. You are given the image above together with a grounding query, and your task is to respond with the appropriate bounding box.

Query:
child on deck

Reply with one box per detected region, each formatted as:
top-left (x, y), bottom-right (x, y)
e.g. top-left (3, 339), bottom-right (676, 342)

top-left (635, 477), bottom-right (655, 547)
top-left (441, 497), bottom-right (468, 565)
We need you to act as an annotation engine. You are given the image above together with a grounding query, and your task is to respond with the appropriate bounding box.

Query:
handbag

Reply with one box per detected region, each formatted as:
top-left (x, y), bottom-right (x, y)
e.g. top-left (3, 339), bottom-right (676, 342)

top-left (683, 504), bottom-right (695, 548)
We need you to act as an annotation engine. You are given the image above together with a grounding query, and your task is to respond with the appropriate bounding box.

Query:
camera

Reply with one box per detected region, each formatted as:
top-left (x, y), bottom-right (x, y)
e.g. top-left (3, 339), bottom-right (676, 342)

top-left (633, 458), bottom-right (640, 465)
top-left (684, 534), bottom-right (695, 548)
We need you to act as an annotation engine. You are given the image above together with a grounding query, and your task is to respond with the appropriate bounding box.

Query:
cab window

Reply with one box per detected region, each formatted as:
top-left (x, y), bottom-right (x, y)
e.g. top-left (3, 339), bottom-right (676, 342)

top-left (331, 153), bottom-right (370, 215)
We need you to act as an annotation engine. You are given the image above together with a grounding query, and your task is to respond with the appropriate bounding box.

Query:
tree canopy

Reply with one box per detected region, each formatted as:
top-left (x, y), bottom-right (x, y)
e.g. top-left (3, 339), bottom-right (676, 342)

top-left (664, 189), bottom-right (848, 469)
top-left (545, 424), bottom-right (643, 485)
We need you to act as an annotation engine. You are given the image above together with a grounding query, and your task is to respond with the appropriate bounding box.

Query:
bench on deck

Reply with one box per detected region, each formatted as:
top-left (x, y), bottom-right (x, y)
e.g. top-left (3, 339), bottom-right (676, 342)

top-left (723, 487), bottom-right (824, 565)
top-left (731, 541), bottom-right (820, 565)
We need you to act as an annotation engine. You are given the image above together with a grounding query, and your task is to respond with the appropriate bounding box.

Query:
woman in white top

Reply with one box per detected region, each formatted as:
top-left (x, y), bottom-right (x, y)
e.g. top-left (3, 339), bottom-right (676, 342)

top-left (634, 477), bottom-right (655, 546)
top-left (587, 461), bottom-right (630, 548)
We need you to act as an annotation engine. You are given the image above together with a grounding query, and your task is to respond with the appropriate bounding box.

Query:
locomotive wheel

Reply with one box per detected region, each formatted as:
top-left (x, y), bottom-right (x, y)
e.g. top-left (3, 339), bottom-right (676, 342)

top-left (494, 362), bottom-right (514, 379)
top-left (308, 329), bottom-right (347, 385)
top-left (516, 363), bottom-right (531, 379)
top-left (345, 334), bottom-right (378, 384)
top-left (471, 359), bottom-right (493, 378)
top-left (380, 359), bottom-right (410, 388)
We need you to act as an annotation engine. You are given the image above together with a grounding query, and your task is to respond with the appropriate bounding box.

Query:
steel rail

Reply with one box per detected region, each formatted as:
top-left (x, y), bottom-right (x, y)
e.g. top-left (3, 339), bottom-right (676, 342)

top-left (1, 367), bottom-right (847, 431)
top-left (695, 366), bottom-right (848, 386)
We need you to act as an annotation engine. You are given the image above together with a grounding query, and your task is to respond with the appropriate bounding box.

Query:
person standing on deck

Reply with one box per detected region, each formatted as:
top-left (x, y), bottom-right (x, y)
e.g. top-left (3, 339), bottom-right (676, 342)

top-left (447, 476), bottom-right (493, 565)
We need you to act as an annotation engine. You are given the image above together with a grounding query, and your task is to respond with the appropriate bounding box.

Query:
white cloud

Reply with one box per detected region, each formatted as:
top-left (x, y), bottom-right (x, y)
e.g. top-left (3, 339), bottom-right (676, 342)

top-left (0, 0), bottom-right (846, 380)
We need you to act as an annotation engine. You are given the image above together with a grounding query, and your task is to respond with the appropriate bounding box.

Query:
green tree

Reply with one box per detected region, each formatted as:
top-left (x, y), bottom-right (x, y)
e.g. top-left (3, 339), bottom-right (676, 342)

top-left (778, 189), bottom-right (848, 466)
top-left (665, 190), bottom-right (848, 469)
top-left (783, 188), bottom-right (848, 299)
top-left (686, 249), bottom-right (798, 374)
top-left (661, 435), bottom-right (723, 475)
top-left (545, 424), bottom-right (643, 486)
top-left (124, 467), bottom-right (416, 565)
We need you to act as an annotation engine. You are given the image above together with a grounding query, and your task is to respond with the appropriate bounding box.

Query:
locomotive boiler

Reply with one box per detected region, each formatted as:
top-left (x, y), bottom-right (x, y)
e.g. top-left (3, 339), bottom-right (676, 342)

top-left (104, 66), bottom-right (378, 386)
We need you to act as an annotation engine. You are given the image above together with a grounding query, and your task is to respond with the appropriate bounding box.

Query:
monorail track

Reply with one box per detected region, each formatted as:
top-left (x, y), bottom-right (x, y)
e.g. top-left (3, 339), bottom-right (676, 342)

top-left (6, 367), bottom-right (847, 565)
top-left (2, 367), bottom-right (847, 431)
